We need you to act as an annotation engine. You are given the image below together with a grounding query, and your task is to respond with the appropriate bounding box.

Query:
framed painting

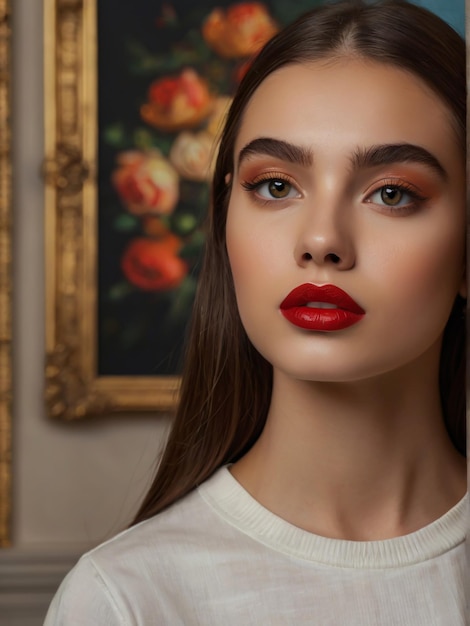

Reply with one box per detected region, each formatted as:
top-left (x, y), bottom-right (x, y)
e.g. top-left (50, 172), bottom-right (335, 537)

top-left (0, 0), bottom-right (11, 547)
top-left (43, 0), bottom-right (321, 419)
top-left (43, 0), bottom-right (465, 420)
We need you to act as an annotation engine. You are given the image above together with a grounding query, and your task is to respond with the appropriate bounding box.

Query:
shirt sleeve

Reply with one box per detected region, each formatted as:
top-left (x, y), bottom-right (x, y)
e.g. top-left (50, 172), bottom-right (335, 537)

top-left (44, 556), bottom-right (127, 626)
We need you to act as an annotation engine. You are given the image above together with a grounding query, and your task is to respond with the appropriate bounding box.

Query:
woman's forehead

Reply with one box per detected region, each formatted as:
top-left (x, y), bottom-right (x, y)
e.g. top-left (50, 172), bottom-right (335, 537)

top-left (234, 59), bottom-right (461, 162)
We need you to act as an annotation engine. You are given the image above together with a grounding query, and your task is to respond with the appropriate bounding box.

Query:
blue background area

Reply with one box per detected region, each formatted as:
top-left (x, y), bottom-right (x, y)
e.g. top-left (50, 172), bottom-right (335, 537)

top-left (410, 0), bottom-right (464, 36)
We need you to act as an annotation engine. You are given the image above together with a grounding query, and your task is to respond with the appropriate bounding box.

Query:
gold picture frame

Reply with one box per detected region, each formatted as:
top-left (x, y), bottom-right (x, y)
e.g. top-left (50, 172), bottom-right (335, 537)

top-left (0, 0), bottom-right (11, 547)
top-left (44, 0), bottom-right (179, 419)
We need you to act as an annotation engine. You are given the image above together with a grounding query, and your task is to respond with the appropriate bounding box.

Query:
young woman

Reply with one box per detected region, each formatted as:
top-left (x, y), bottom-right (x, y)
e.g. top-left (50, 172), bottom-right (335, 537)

top-left (46, 1), bottom-right (467, 623)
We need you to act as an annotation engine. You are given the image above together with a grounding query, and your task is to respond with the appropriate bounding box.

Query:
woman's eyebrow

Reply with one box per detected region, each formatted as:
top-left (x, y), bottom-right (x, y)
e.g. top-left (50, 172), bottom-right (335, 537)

top-left (351, 144), bottom-right (448, 180)
top-left (237, 137), bottom-right (313, 169)
top-left (237, 138), bottom-right (448, 181)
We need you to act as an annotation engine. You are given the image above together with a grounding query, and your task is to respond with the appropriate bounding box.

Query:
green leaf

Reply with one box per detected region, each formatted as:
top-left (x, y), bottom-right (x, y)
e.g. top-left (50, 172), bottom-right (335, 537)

top-left (126, 41), bottom-right (166, 74)
top-left (103, 123), bottom-right (127, 148)
top-left (108, 282), bottom-right (134, 301)
top-left (133, 128), bottom-right (156, 150)
top-left (167, 275), bottom-right (198, 320)
top-left (179, 230), bottom-right (206, 259)
top-left (127, 40), bottom-right (196, 75)
top-left (172, 213), bottom-right (198, 236)
top-left (113, 214), bottom-right (139, 232)
top-left (153, 135), bottom-right (174, 156)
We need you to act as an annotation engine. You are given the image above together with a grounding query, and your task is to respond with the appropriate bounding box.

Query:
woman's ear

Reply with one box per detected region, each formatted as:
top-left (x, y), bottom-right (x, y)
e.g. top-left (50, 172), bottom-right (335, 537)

top-left (225, 173), bottom-right (232, 186)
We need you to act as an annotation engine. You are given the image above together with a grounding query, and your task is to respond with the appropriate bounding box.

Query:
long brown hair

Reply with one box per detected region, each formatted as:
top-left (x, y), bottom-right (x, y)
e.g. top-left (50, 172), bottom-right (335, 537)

top-left (133, 0), bottom-right (466, 524)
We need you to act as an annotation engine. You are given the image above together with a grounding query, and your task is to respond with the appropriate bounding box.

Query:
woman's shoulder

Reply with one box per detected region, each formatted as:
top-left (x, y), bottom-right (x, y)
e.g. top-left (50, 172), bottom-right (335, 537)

top-left (69, 471), bottom-right (222, 574)
top-left (44, 468), bottom-right (235, 624)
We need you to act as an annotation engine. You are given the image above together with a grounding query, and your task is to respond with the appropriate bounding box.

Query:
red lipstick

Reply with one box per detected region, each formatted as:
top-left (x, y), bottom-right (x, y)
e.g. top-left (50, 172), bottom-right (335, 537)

top-left (280, 284), bottom-right (365, 331)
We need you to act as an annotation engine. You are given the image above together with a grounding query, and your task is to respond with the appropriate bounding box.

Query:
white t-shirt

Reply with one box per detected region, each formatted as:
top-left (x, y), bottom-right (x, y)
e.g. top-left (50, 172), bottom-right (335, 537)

top-left (45, 466), bottom-right (468, 625)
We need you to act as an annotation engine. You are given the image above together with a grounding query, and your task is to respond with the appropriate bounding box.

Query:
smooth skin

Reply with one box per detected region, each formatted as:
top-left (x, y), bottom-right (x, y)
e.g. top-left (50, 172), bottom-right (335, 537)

top-left (227, 59), bottom-right (466, 541)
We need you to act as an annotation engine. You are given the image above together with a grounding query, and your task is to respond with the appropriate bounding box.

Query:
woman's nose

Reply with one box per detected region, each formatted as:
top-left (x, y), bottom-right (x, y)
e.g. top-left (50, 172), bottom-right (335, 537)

top-left (293, 201), bottom-right (356, 270)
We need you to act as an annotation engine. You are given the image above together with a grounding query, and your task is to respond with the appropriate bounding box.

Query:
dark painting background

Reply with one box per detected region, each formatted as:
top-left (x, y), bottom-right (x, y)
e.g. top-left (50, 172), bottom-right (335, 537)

top-left (97, 0), bottom-right (323, 376)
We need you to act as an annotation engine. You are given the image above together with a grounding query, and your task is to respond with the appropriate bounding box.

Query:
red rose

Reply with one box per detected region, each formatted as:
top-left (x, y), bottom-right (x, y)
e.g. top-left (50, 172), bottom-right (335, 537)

top-left (202, 3), bottom-right (278, 59)
top-left (141, 69), bottom-right (215, 132)
top-left (121, 237), bottom-right (187, 291)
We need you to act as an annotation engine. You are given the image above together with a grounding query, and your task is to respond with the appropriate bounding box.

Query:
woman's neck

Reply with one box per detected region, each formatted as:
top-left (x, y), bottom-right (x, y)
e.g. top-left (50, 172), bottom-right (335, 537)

top-left (231, 362), bottom-right (466, 541)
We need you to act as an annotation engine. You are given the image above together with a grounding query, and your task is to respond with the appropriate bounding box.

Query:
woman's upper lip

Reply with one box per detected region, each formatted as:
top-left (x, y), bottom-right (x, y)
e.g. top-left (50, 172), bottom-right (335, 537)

top-left (280, 283), bottom-right (365, 314)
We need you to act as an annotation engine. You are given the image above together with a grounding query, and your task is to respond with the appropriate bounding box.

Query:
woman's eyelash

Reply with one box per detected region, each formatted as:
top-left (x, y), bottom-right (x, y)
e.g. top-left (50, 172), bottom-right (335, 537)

top-left (241, 180), bottom-right (262, 192)
top-left (240, 174), bottom-right (301, 203)
top-left (365, 180), bottom-right (427, 212)
top-left (375, 182), bottom-right (423, 200)
top-left (241, 174), bottom-right (294, 191)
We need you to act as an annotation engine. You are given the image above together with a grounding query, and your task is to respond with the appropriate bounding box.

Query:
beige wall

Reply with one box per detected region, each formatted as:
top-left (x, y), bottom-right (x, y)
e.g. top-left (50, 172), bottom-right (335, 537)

top-left (2, 3), bottom-right (171, 620)
top-left (11, 0), bottom-right (170, 551)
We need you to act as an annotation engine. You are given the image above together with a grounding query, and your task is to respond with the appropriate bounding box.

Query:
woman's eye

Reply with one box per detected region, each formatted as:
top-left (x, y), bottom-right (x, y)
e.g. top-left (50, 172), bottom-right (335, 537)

top-left (368, 185), bottom-right (414, 207)
top-left (254, 178), bottom-right (300, 200)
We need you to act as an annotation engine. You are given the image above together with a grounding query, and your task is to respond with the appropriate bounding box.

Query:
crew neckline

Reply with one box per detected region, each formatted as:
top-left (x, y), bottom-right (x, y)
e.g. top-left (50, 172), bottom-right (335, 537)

top-left (198, 466), bottom-right (467, 569)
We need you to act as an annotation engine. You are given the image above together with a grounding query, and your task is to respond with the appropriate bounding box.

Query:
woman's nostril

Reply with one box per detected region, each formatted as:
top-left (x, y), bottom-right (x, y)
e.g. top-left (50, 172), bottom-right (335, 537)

top-left (302, 252), bottom-right (341, 264)
top-left (327, 253), bottom-right (341, 264)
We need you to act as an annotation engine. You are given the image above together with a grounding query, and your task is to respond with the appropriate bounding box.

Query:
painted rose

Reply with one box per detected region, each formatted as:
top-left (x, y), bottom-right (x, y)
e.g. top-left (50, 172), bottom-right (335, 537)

top-left (202, 3), bottom-right (278, 59)
top-left (112, 150), bottom-right (179, 216)
top-left (141, 69), bottom-right (215, 132)
top-left (169, 130), bottom-right (215, 182)
top-left (121, 237), bottom-right (187, 291)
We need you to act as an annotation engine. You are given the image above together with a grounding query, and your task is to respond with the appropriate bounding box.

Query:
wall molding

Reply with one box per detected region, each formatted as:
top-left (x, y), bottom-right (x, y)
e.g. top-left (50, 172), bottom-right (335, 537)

top-left (0, 549), bottom-right (81, 625)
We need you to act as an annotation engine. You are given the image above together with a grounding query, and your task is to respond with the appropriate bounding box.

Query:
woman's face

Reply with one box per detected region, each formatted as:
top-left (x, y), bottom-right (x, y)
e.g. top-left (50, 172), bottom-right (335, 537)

top-left (225, 59), bottom-right (466, 383)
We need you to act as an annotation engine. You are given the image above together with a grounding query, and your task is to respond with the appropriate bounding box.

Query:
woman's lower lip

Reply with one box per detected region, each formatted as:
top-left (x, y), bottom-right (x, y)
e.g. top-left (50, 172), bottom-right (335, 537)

top-left (280, 307), bottom-right (364, 331)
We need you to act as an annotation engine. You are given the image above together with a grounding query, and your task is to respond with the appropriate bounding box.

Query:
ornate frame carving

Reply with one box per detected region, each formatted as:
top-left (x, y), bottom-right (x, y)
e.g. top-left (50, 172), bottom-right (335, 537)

top-left (0, 0), bottom-right (11, 546)
top-left (44, 0), bottom-right (179, 419)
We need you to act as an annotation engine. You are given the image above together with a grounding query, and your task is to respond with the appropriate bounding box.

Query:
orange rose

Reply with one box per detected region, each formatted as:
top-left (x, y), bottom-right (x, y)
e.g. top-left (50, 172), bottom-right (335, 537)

top-left (202, 3), bottom-right (278, 59)
top-left (170, 131), bottom-right (216, 182)
top-left (112, 150), bottom-right (179, 216)
top-left (121, 237), bottom-right (187, 291)
top-left (141, 69), bottom-right (215, 132)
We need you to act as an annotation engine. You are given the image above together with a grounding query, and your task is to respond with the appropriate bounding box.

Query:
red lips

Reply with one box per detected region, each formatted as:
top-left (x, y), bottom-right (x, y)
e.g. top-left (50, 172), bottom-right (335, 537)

top-left (280, 283), bottom-right (365, 331)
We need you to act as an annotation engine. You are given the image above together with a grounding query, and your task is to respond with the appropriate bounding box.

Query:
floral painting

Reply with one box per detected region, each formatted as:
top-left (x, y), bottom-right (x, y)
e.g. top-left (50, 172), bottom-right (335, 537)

top-left (97, 0), bottom-right (319, 376)
top-left (97, 0), bottom-right (463, 377)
